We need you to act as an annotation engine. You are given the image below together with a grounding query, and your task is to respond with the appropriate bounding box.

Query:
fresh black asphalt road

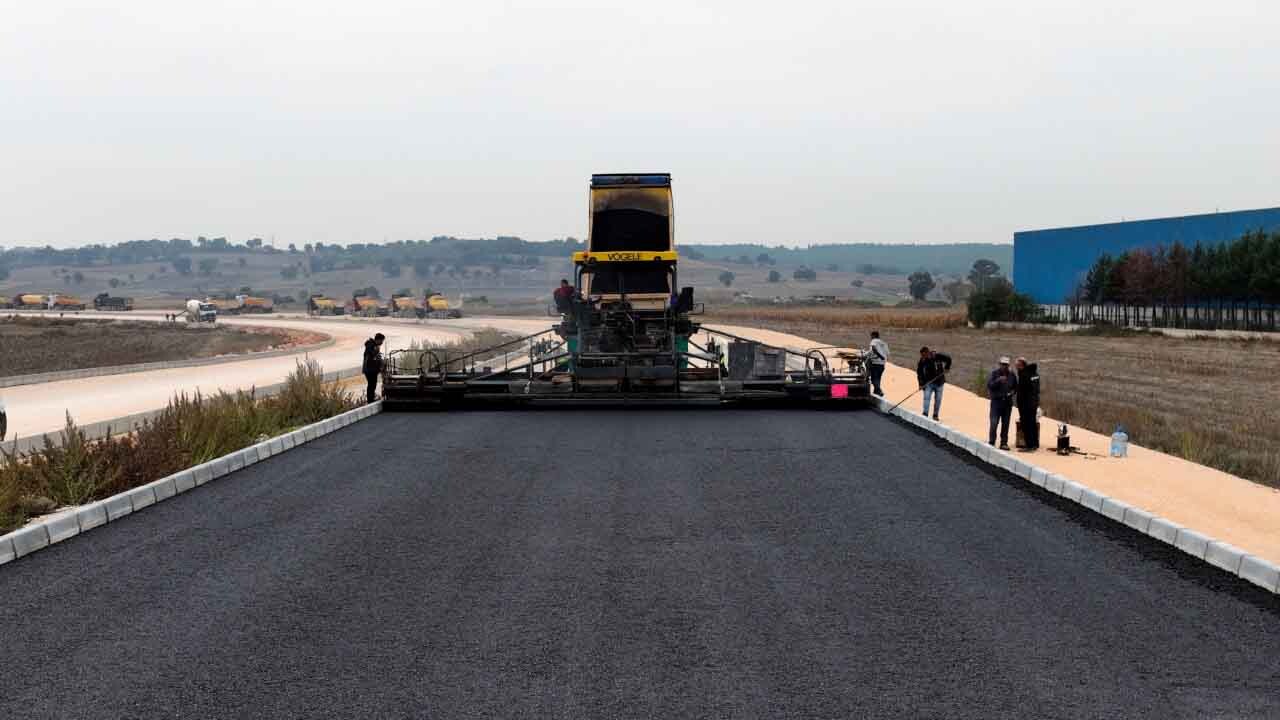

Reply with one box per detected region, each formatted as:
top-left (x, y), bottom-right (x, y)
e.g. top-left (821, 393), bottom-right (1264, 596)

top-left (2, 409), bottom-right (1278, 719)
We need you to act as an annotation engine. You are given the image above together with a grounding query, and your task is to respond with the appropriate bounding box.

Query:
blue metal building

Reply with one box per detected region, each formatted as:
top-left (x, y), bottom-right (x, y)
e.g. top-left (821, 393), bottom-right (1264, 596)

top-left (1012, 207), bottom-right (1280, 303)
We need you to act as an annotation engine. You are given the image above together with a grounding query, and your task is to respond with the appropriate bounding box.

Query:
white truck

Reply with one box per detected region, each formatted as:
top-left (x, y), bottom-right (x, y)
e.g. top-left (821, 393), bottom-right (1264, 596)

top-left (185, 299), bottom-right (218, 323)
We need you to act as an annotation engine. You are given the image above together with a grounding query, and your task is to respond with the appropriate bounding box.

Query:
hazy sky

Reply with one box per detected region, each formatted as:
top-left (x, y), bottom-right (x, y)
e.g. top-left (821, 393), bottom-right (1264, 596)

top-left (3, 1), bottom-right (1277, 249)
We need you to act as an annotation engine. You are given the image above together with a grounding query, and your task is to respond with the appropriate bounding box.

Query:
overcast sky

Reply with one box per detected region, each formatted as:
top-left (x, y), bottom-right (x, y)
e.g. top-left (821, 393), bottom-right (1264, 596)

top-left (3, 0), bottom-right (1277, 249)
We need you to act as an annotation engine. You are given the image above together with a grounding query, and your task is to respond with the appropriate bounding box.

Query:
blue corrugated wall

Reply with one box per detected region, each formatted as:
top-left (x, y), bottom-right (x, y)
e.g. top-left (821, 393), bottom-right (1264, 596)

top-left (1013, 207), bottom-right (1280, 303)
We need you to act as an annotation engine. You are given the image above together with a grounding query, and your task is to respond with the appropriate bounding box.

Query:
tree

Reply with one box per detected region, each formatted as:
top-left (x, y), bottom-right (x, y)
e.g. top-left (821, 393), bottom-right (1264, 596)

top-left (756, 253), bottom-right (775, 266)
top-left (239, 286), bottom-right (253, 295)
top-left (172, 257), bottom-right (192, 275)
top-left (72, 271), bottom-right (85, 285)
top-left (280, 265), bottom-right (299, 280)
top-left (967, 278), bottom-right (1037, 327)
top-left (908, 271), bottom-right (936, 300)
top-left (851, 279), bottom-right (864, 288)
top-left (767, 270), bottom-right (782, 283)
top-left (108, 277), bottom-right (121, 288)
top-left (793, 266), bottom-right (817, 281)
top-left (381, 258), bottom-right (402, 278)
top-left (942, 279), bottom-right (973, 305)
top-left (197, 258), bottom-right (219, 276)
top-left (288, 243), bottom-right (298, 254)
top-left (246, 237), bottom-right (264, 249)
top-left (237, 257), bottom-right (247, 268)
top-left (968, 258), bottom-right (1001, 291)
top-left (355, 286), bottom-right (381, 299)
top-left (718, 270), bottom-right (735, 287)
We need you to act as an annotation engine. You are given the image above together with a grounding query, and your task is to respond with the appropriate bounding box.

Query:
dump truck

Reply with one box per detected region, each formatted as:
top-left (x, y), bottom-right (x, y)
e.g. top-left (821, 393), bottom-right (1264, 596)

top-left (425, 293), bottom-right (461, 319)
top-left (93, 293), bottom-right (134, 311)
top-left (348, 295), bottom-right (385, 317)
top-left (389, 294), bottom-right (423, 318)
top-left (308, 294), bottom-right (344, 316)
top-left (48, 294), bottom-right (87, 311)
top-left (380, 173), bottom-right (870, 408)
top-left (185, 299), bottom-right (218, 323)
top-left (238, 295), bottom-right (274, 313)
top-left (13, 294), bottom-right (48, 309)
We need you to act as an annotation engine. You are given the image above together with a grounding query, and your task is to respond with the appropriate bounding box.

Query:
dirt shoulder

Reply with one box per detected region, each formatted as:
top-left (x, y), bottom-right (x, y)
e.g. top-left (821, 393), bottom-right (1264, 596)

top-left (707, 311), bottom-right (1280, 489)
top-left (0, 316), bottom-right (327, 377)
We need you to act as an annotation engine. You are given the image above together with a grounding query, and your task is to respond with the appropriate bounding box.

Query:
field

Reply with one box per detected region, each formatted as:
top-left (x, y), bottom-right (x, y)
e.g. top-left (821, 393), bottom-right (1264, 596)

top-left (706, 306), bottom-right (1280, 489)
top-left (0, 316), bottom-right (319, 377)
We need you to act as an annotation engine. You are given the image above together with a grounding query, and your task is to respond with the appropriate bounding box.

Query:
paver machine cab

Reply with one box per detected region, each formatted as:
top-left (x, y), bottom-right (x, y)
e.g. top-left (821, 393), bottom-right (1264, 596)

top-left (380, 173), bottom-right (870, 408)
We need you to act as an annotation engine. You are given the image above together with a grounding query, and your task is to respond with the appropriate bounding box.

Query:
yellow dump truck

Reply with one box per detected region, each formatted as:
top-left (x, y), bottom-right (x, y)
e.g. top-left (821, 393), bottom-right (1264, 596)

top-left (239, 295), bottom-right (274, 314)
top-left (308, 294), bottom-right (343, 316)
top-left (349, 295), bottom-right (385, 317)
top-left (389, 294), bottom-right (423, 318)
top-left (426, 293), bottom-right (461, 319)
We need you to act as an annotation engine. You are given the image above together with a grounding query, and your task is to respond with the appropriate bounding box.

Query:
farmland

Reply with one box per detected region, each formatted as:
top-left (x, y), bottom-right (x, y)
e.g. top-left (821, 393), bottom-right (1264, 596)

top-left (0, 316), bottom-right (318, 377)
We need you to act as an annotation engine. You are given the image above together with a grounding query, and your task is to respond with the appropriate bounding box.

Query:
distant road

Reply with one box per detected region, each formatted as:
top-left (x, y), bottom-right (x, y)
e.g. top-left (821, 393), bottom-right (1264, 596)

top-left (1, 410), bottom-right (1276, 718)
top-left (2, 312), bottom-right (551, 440)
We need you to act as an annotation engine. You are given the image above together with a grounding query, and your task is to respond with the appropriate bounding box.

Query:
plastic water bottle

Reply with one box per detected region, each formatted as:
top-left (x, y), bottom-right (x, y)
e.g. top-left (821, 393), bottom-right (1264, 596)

top-left (1110, 425), bottom-right (1129, 458)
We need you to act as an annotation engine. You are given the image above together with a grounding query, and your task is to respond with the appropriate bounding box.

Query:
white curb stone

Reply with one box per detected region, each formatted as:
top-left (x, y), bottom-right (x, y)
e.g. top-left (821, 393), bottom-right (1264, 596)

top-left (1238, 556), bottom-right (1280, 593)
top-left (44, 513), bottom-right (81, 544)
top-left (76, 502), bottom-right (109, 532)
top-left (1121, 507), bottom-right (1154, 533)
top-left (270, 438), bottom-right (284, 456)
top-left (1204, 541), bottom-right (1247, 574)
top-left (193, 462), bottom-right (214, 486)
top-left (1146, 517), bottom-right (1181, 544)
top-left (173, 470), bottom-right (196, 494)
top-left (0, 536), bottom-right (15, 565)
top-left (10, 525), bottom-right (50, 558)
top-left (1099, 497), bottom-right (1128, 522)
top-left (281, 433), bottom-right (296, 450)
top-left (150, 477), bottom-right (177, 503)
top-left (104, 493), bottom-right (133, 521)
top-left (1029, 467), bottom-right (1048, 488)
top-left (128, 486), bottom-right (157, 511)
top-left (1058, 480), bottom-right (1086, 503)
top-left (228, 451), bottom-right (245, 472)
top-left (1044, 474), bottom-right (1066, 495)
top-left (1073, 484), bottom-right (1103, 509)
top-left (1174, 528), bottom-right (1211, 559)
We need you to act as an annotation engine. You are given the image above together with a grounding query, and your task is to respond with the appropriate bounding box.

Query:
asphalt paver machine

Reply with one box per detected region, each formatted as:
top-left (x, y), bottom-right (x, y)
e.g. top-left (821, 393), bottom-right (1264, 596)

top-left (381, 174), bottom-right (871, 408)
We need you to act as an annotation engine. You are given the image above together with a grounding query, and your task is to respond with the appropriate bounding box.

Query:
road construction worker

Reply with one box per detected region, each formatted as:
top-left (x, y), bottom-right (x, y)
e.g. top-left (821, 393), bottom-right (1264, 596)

top-left (553, 279), bottom-right (575, 314)
top-left (363, 333), bottom-right (385, 403)
top-left (1015, 356), bottom-right (1041, 451)
top-left (987, 356), bottom-right (1019, 450)
top-left (867, 330), bottom-right (888, 397)
top-left (916, 346), bottom-right (952, 420)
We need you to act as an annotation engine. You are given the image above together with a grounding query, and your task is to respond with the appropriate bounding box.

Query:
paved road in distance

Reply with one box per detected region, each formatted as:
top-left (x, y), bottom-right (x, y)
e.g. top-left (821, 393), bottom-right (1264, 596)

top-left (2, 409), bottom-right (1277, 718)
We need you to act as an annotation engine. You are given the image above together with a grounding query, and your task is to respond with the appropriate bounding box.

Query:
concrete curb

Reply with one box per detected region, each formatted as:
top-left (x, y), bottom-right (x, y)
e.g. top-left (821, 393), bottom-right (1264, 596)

top-left (0, 401), bottom-right (382, 570)
top-left (874, 397), bottom-right (1280, 596)
top-left (0, 337), bottom-right (336, 389)
top-left (6, 365), bottom-right (364, 453)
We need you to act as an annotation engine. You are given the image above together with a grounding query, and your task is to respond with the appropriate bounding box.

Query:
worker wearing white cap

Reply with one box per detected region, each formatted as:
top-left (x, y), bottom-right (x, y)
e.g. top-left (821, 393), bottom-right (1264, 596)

top-left (986, 356), bottom-right (1019, 450)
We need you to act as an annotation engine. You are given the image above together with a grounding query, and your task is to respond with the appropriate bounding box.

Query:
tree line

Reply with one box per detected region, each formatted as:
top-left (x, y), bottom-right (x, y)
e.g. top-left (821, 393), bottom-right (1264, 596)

top-left (1076, 230), bottom-right (1280, 305)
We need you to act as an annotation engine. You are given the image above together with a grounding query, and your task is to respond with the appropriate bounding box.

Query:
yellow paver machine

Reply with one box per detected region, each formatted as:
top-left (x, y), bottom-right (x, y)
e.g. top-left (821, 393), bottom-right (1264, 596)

top-left (381, 174), bottom-right (871, 408)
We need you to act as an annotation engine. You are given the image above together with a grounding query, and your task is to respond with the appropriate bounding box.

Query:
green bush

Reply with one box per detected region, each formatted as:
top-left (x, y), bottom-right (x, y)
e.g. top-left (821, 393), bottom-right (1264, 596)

top-left (967, 280), bottom-right (1040, 327)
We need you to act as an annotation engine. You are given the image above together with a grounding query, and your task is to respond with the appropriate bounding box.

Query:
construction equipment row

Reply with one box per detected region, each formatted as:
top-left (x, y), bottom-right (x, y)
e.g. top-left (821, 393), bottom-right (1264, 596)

top-left (312, 292), bottom-right (461, 319)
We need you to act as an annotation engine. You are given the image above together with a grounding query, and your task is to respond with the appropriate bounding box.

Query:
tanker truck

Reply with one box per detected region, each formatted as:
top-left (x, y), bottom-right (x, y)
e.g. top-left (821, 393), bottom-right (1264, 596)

top-left (13, 294), bottom-right (47, 309)
top-left (49, 294), bottom-right (88, 311)
top-left (185, 299), bottom-right (217, 323)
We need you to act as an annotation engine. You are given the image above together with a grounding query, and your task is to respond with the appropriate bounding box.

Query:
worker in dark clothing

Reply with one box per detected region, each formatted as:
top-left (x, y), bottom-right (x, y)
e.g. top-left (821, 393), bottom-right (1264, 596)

top-left (553, 279), bottom-right (575, 314)
top-left (987, 356), bottom-right (1019, 450)
top-left (1015, 356), bottom-right (1041, 450)
top-left (916, 346), bottom-right (953, 420)
top-left (363, 333), bottom-right (385, 403)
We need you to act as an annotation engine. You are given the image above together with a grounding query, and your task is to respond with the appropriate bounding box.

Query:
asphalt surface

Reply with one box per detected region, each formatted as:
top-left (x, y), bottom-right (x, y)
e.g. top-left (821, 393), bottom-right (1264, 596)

top-left (2, 410), bottom-right (1278, 719)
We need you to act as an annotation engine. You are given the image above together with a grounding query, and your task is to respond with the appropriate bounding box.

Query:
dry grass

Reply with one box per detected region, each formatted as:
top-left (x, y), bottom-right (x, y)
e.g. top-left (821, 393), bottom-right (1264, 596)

top-left (0, 360), bottom-right (356, 532)
top-left (0, 315), bottom-right (310, 377)
top-left (727, 307), bottom-right (1280, 488)
top-left (708, 305), bottom-right (967, 331)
